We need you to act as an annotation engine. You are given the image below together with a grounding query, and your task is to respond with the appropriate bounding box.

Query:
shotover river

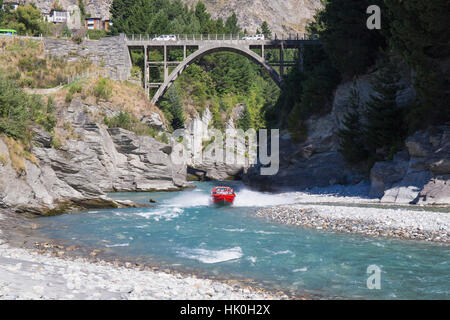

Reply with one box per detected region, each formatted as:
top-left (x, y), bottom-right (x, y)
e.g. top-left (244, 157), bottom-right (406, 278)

top-left (35, 182), bottom-right (450, 299)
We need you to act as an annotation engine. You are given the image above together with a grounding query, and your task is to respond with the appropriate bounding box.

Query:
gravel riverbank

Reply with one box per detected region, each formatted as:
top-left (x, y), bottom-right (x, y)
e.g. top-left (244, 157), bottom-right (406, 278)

top-left (0, 210), bottom-right (289, 300)
top-left (256, 204), bottom-right (450, 243)
top-left (0, 243), bottom-right (288, 300)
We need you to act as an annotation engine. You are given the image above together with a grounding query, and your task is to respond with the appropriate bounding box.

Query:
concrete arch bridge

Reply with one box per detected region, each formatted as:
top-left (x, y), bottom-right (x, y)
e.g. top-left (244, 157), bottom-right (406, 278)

top-left (125, 34), bottom-right (319, 105)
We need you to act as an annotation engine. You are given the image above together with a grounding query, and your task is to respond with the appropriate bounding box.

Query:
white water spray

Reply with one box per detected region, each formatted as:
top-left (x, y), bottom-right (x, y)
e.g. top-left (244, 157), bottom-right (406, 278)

top-left (165, 186), bottom-right (298, 208)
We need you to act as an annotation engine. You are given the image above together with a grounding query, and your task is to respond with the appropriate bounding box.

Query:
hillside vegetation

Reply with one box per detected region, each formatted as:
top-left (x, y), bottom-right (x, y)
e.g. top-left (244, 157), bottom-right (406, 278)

top-left (0, 35), bottom-right (168, 175)
top-left (0, 37), bottom-right (93, 88)
top-left (272, 0), bottom-right (450, 170)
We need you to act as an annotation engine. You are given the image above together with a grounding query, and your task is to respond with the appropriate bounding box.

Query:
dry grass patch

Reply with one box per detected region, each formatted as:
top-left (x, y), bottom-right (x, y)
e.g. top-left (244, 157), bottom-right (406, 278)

top-left (0, 153), bottom-right (8, 166)
top-left (2, 136), bottom-right (39, 175)
top-left (54, 77), bottom-right (167, 126)
top-left (0, 38), bottom-right (94, 89)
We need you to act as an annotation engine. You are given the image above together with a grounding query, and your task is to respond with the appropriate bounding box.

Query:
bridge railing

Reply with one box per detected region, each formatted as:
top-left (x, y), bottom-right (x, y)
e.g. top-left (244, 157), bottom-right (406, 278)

top-left (125, 33), bottom-right (318, 42)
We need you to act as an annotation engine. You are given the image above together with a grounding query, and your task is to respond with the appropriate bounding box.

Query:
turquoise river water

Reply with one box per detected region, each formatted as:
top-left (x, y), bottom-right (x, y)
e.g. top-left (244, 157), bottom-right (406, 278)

top-left (36, 182), bottom-right (449, 299)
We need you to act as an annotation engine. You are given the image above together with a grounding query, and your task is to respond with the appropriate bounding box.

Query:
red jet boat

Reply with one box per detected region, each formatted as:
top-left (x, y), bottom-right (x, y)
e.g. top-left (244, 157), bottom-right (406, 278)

top-left (211, 187), bottom-right (236, 205)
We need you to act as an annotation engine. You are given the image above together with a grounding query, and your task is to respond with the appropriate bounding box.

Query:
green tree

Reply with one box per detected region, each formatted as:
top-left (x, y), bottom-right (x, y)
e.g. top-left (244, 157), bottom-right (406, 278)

top-left (195, 1), bottom-right (212, 33)
top-left (285, 49), bottom-right (340, 142)
top-left (364, 58), bottom-right (404, 159)
top-left (3, 4), bottom-right (45, 36)
top-left (338, 80), bottom-right (369, 164)
top-left (215, 17), bottom-right (224, 34)
top-left (261, 21), bottom-right (271, 38)
top-left (110, 0), bottom-right (139, 34)
top-left (385, 0), bottom-right (450, 129)
top-left (0, 73), bottom-right (54, 139)
top-left (62, 24), bottom-right (72, 37)
top-left (161, 86), bottom-right (185, 130)
top-left (307, 0), bottom-right (387, 77)
top-left (224, 13), bottom-right (240, 34)
top-left (150, 10), bottom-right (170, 34)
top-left (78, 0), bottom-right (86, 20)
top-left (238, 105), bottom-right (252, 131)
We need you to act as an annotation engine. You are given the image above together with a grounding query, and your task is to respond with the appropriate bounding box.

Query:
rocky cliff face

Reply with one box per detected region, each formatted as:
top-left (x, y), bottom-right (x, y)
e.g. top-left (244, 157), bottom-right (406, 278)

top-left (245, 64), bottom-right (449, 205)
top-left (13, 0), bottom-right (321, 36)
top-left (244, 75), bottom-right (381, 191)
top-left (183, 0), bottom-right (322, 36)
top-left (7, 0), bottom-right (111, 19)
top-left (0, 97), bottom-right (188, 215)
top-left (370, 127), bottom-right (450, 205)
top-left (183, 107), bottom-right (252, 181)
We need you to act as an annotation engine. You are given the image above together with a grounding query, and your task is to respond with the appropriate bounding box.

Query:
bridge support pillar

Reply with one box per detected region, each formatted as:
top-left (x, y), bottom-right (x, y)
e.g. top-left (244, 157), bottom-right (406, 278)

top-left (299, 43), bottom-right (304, 73)
top-left (280, 43), bottom-right (285, 79)
top-left (144, 45), bottom-right (148, 96)
top-left (164, 45), bottom-right (168, 83)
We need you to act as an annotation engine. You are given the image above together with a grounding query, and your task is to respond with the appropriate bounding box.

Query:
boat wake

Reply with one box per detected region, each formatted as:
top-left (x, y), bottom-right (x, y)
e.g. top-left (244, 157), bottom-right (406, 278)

top-left (233, 189), bottom-right (298, 207)
top-left (164, 188), bottom-right (298, 208)
top-left (114, 208), bottom-right (183, 221)
top-left (177, 246), bottom-right (243, 264)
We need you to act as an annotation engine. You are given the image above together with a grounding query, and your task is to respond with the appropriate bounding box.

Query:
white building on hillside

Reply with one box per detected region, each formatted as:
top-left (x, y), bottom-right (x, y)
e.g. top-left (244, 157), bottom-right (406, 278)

top-left (1, 1), bottom-right (20, 11)
top-left (45, 9), bottom-right (70, 24)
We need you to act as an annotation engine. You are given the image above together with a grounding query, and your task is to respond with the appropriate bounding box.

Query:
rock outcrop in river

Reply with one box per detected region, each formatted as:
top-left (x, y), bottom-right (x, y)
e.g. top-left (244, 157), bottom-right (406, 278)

top-left (184, 107), bottom-right (251, 181)
top-left (0, 97), bottom-right (188, 215)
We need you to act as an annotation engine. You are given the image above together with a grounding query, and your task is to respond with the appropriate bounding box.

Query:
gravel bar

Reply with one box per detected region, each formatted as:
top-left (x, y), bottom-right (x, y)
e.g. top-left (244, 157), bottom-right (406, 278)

top-left (256, 204), bottom-right (450, 243)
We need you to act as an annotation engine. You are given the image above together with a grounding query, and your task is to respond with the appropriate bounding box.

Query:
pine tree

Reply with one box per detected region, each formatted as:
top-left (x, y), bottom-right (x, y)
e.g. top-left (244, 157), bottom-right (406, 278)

top-left (195, 1), bottom-right (211, 33)
top-left (110, 0), bottom-right (136, 34)
top-left (224, 13), bottom-right (240, 34)
top-left (238, 105), bottom-right (252, 131)
top-left (78, 0), bottom-right (86, 20)
top-left (338, 80), bottom-right (368, 164)
top-left (166, 86), bottom-right (185, 130)
top-left (261, 21), bottom-right (271, 38)
top-left (364, 57), bottom-right (404, 159)
top-left (215, 18), bottom-right (224, 34)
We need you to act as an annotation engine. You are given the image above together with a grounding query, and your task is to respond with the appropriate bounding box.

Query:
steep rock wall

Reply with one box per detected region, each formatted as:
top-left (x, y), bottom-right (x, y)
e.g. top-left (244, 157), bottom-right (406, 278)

top-left (44, 35), bottom-right (132, 79)
top-left (0, 97), bottom-right (188, 215)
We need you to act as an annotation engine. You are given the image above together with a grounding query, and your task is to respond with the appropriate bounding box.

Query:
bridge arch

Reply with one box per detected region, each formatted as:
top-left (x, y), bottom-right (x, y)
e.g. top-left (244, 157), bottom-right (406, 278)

top-left (150, 44), bottom-right (283, 105)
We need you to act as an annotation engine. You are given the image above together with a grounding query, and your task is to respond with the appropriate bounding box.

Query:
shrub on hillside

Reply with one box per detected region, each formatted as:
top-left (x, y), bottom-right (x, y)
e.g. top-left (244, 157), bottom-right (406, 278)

top-left (0, 73), bottom-right (56, 143)
top-left (86, 30), bottom-right (107, 40)
top-left (92, 78), bottom-right (112, 102)
top-left (104, 111), bottom-right (159, 138)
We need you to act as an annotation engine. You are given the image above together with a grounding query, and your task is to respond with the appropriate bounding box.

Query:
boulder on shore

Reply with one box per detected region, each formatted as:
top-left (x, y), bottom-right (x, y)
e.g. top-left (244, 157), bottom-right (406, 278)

top-left (369, 126), bottom-right (450, 204)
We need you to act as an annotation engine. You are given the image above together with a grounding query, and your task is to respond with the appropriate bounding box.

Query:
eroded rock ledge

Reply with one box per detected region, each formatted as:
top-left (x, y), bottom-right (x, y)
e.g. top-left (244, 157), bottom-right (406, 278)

top-left (0, 98), bottom-right (189, 216)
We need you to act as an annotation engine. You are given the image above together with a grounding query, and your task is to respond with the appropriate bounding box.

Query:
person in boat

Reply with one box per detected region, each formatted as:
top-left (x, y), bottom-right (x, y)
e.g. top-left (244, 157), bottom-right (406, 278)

top-left (211, 187), bottom-right (236, 205)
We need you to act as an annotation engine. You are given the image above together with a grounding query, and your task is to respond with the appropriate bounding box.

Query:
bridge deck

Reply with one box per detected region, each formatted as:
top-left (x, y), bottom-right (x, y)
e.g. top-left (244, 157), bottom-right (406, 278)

top-left (126, 38), bottom-right (319, 49)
